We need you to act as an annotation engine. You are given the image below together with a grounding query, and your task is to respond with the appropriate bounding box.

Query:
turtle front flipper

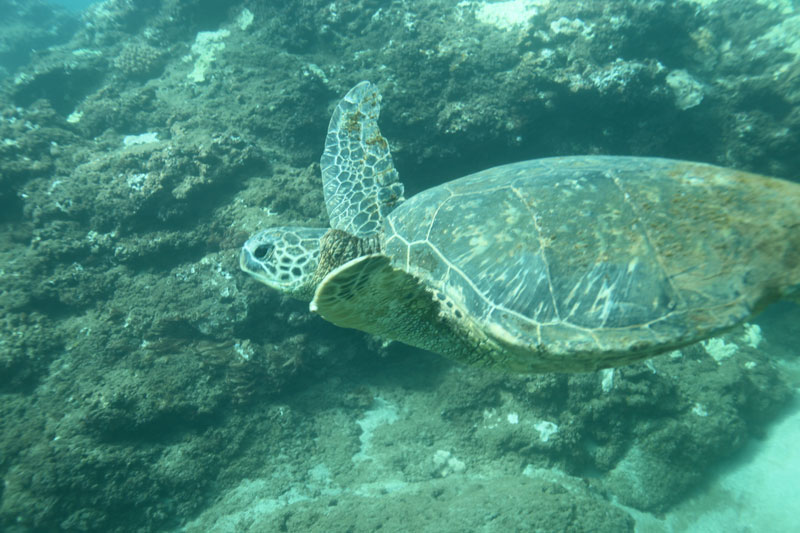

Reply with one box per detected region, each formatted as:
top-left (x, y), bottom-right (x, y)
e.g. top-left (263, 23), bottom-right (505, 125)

top-left (311, 254), bottom-right (497, 367)
top-left (320, 81), bottom-right (405, 238)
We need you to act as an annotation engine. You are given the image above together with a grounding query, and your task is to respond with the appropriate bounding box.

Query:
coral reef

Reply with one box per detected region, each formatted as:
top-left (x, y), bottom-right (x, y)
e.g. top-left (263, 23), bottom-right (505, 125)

top-left (112, 41), bottom-right (167, 80)
top-left (0, 0), bottom-right (798, 531)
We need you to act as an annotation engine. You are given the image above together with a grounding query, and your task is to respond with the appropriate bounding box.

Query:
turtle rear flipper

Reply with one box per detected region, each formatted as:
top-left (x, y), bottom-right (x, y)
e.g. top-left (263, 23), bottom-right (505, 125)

top-left (320, 81), bottom-right (405, 238)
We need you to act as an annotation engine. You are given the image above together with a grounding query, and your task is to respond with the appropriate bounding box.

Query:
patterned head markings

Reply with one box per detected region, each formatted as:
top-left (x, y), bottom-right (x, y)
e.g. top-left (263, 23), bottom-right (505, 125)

top-left (320, 81), bottom-right (404, 238)
top-left (239, 227), bottom-right (327, 298)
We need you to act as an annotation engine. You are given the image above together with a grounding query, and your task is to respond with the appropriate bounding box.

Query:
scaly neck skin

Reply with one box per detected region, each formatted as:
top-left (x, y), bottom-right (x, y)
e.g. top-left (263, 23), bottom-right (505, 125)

top-left (309, 229), bottom-right (382, 295)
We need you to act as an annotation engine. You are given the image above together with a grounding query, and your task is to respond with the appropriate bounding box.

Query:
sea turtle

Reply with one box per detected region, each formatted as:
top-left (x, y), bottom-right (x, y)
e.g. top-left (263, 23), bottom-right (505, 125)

top-left (240, 81), bottom-right (800, 373)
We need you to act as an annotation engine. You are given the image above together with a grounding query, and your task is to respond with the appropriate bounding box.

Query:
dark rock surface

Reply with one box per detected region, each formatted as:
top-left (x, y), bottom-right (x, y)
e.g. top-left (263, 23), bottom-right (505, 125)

top-left (0, 1), bottom-right (798, 531)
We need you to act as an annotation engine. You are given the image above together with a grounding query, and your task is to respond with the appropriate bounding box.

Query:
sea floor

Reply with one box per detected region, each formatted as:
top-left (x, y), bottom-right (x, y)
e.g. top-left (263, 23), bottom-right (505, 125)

top-left (180, 390), bottom-right (800, 533)
top-left (179, 308), bottom-right (800, 533)
top-left (629, 306), bottom-right (800, 532)
top-left (631, 394), bottom-right (800, 533)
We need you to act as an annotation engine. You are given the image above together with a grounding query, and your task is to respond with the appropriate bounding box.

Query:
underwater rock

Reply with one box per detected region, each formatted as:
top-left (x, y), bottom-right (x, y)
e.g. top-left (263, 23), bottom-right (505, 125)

top-left (0, 1), bottom-right (798, 532)
top-left (112, 41), bottom-right (167, 81)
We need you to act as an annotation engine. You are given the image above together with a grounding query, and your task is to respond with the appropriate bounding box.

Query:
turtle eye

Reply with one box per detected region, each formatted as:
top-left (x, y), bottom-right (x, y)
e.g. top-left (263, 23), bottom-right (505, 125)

top-left (253, 244), bottom-right (274, 261)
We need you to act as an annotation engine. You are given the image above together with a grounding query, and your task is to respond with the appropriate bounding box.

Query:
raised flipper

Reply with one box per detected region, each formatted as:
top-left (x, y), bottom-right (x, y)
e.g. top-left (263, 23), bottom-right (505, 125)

top-left (319, 81), bottom-right (405, 238)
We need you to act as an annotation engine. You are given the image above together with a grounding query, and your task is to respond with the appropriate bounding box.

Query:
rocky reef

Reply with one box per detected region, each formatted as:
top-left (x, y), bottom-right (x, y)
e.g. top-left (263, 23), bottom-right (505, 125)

top-left (0, 1), bottom-right (798, 531)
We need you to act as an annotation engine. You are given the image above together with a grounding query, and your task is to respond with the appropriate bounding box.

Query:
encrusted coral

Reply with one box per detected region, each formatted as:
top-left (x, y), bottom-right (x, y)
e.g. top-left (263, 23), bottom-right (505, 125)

top-left (113, 42), bottom-right (166, 80)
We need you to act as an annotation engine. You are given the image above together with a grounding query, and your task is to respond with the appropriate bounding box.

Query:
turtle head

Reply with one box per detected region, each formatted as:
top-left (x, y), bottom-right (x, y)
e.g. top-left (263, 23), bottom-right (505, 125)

top-left (240, 227), bottom-right (328, 301)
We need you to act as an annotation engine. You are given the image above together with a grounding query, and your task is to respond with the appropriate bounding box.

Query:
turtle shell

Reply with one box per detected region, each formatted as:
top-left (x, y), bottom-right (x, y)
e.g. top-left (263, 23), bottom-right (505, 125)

top-left (381, 155), bottom-right (799, 368)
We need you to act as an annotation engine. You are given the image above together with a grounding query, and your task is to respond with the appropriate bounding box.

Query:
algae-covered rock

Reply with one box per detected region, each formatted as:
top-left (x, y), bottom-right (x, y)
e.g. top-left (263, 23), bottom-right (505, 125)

top-left (200, 474), bottom-right (635, 533)
top-left (0, 1), bottom-right (798, 532)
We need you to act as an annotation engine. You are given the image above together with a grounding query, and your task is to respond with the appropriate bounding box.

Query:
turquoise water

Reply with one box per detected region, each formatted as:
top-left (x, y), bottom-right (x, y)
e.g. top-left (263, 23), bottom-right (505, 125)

top-left (46, 0), bottom-right (96, 12)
